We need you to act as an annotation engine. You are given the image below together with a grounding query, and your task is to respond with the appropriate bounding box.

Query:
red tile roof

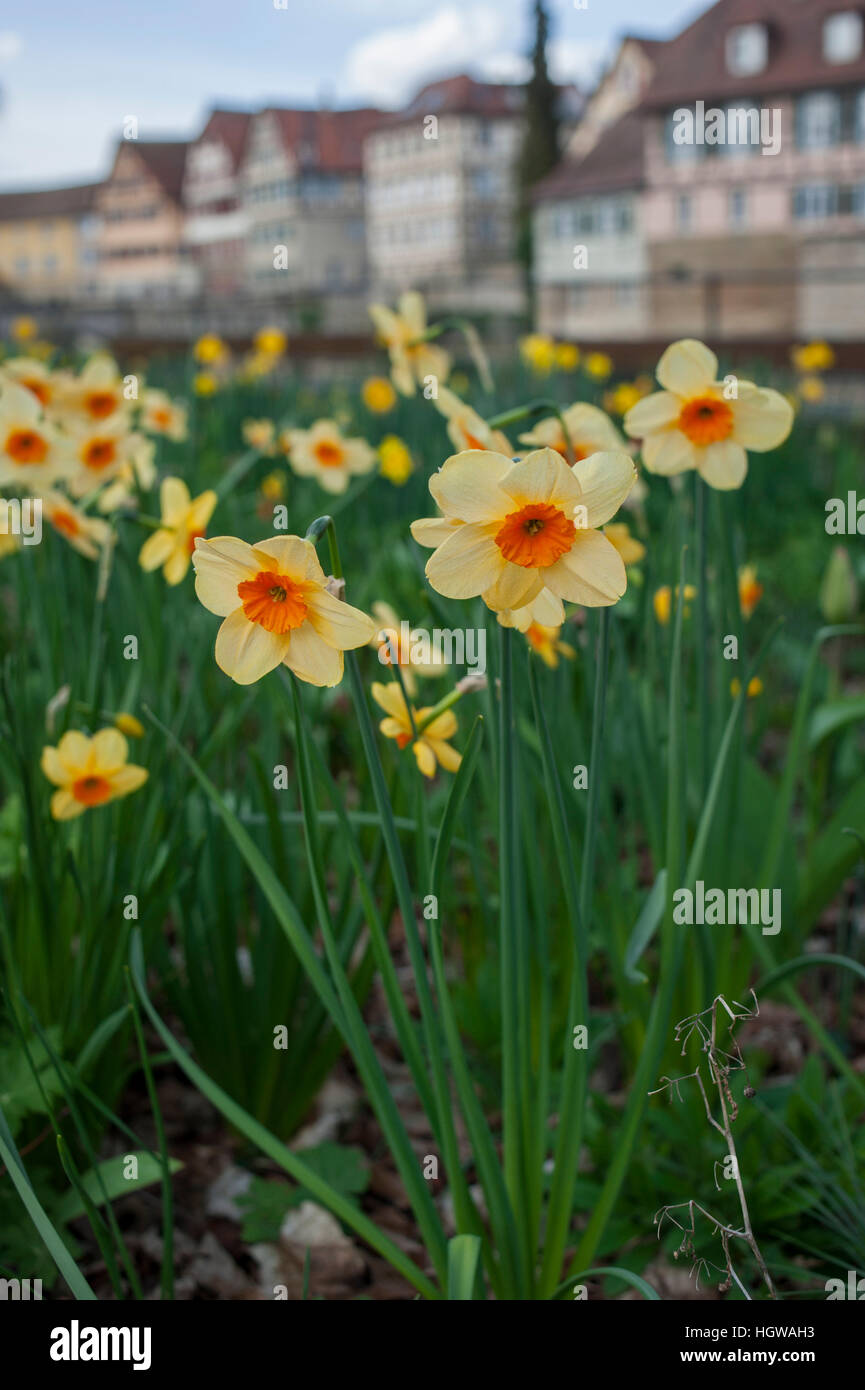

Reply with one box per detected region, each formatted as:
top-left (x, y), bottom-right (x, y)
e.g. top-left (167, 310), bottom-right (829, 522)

top-left (533, 113), bottom-right (645, 200)
top-left (193, 109), bottom-right (252, 168)
top-left (265, 107), bottom-right (385, 172)
top-left (132, 141), bottom-right (190, 200)
top-left (644, 0), bottom-right (865, 107)
top-left (0, 183), bottom-right (100, 220)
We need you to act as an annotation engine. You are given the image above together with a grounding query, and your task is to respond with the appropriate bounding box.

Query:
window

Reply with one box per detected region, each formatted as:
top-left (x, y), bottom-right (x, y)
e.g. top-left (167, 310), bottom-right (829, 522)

top-left (676, 192), bottom-right (692, 231)
top-left (665, 111), bottom-right (702, 163)
top-left (796, 91), bottom-right (842, 147)
top-left (718, 102), bottom-right (760, 157)
top-left (729, 188), bottom-right (747, 227)
top-left (823, 11), bottom-right (863, 63)
top-left (792, 183), bottom-right (839, 218)
top-left (726, 24), bottom-right (768, 76)
top-left (852, 183), bottom-right (865, 215)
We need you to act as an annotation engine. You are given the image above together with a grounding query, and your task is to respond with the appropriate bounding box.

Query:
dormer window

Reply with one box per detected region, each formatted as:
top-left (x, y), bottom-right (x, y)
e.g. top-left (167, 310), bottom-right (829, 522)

top-left (823, 11), bottom-right (863, 63)
top-left (726, 24), bottom-right (769, 76)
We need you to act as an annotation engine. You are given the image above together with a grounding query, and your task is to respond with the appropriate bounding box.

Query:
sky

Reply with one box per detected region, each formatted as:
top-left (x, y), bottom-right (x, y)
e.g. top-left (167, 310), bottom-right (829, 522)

top-left (0, 0), bottom-right (703, 191)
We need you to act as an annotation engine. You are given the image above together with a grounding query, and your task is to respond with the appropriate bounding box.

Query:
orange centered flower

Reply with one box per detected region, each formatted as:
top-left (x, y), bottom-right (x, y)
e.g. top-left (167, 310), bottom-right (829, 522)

top-left (678, 396), bottom-right (734, 446)
top-left (395, 730), bottom-right (413, 749)
top-left (23, 379), bottom-right (50, 405)
top-left (313, 441), bottom-right (345, 468)
top-left (85, 390), bottom-right (119, 419)
top-left (52, 509), bottom-right (80, 538)
top-left (152, 408), bottom-right (172, 428)
top-left (6, 428), bottom-right (48, 464)
top-left (237, 570), bottom-right (308, 634)
top-left (83, 438), bottom-right (117, 470)
top-left (495, 502), bottom-right (576, 569)
top-left (72, 774), bottom-right (113, 807)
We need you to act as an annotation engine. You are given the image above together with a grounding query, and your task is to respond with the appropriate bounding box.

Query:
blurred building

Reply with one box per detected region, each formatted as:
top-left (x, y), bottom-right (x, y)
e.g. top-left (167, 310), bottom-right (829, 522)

top-left (533, 0), bottom-right (865, 342)
top-left (365, 74), bottom-right (582, 316)
top-left (239, 107), bottom-right (382, 304)
top-left (0, 183), bottom-right (100, 300)
top-left (182, 109), bottom-right (252, 297)
top-left (95, 139), bottom-right (193, 300)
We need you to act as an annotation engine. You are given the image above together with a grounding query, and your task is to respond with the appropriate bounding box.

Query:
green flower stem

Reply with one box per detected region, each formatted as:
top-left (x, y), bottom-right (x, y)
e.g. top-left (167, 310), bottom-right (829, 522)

top-left (695, 476), bottom-right (710, 799)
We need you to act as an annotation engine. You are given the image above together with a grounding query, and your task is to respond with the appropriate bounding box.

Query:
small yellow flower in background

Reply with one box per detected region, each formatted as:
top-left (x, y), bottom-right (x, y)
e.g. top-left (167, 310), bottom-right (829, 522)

top-left (519, 401), bottom-right (625, 461)
top-left (193, 334), bottom-right (228, 365)
top-left (193, 372), bottom-right (218, 397)
top-left (604, 522), bottom-right (646, 566)
top-left (57, 353), bottom-right (132, 425)
top-left (41, 728), bottom-right (148, 820)
top-left (371, 681), bottom-right (461, 778)
top-left (524, 622), bottom-right (576, 669)
top-left (604, 378), bottom-right (651, 417)
top-left (260, 470), bottom-right (286, 502)
top-left (11, 316), bottom-right (38, 343)
top-left (0, 381), bottom-right (73, 492)
top-left (242, 418), bottom-right (277, 455)
top-left (738, 564), bottom-right (763, 619)
top-left (140, 389), bottom-right (188, 441)
top-left (253, 326), bottom-right (287, 357)
top-left (362, 376), bottom-right (397, 414)
top-left (434, 386), bottom-right (511, 455)
top-left (114, 712), bottom-right (145, 739)
top-left (730, 676), bottom-right (763, 699)
top-left (797, 375), bottom-right (825, 403)
top-left (624, 339), bottom-right (793, 490)
top-left (41, 490), bottom-right (110, 560)
top-left (379, 434), bottom-right (414, 486)
top-left (585, 351), bottom-right (613, 381)
top-left (369, 600), bottom-right (446, 697)
top-left (192, 534), bottom-right (374, 686)
top-left (413, 446), bottom-right (636, 612)
top-left (791, 341), bottom-right (834, 374)
top-left (519, 333), bottom-right (557, 375)
top-left (285, 419), bottom-right (377, 494)
top-left (369, 291), bottom-right (450, 397)
top-left (653, 584), bottom-right (697, 625)
top-left (139, 477), bottom-right (217, 586)
top-left (555, 342), bottom-right (580, 372)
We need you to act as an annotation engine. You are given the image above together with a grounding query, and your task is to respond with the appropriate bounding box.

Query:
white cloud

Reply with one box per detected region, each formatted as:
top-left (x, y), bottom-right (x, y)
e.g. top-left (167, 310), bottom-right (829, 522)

top-left (342, 3), bottom-right (512, 106)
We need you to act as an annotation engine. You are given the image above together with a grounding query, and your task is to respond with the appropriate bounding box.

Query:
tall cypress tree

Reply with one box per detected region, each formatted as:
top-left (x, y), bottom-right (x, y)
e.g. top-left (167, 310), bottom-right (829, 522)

top-left (516, 0), bottom-right (560, 281)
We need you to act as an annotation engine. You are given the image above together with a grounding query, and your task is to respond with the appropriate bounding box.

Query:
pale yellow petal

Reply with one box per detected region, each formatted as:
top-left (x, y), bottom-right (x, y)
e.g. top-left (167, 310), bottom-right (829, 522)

top-left (429, 451), bottom-right (512, 522)
top-left (54, 730), bottom-right (93, 777)
top-left (623, 391), bottom-right (680, 438)
top-left (697, 441), bottom-right (748, 491)
top-left (731, 387), bottom-right (794, 451)
top-left (642, 430), bottom-right (697, 477)
top-left (656, 339), bottom-right (718, 397)
top-left (413, 740), bottom-right (437, 778)
top-left (189, 489), bottom-right (218, 530)
top-left (499, 447), bottom-right (583, 512)
top-left (425, 522), bottom-right (503, 599)
top-left (429, 738), bottom-right (461, 773)
top-left (372, 681), bottom-right (409, 721)
top-left (545, 530), bottom-right (627, 607)
top-left (160, 476), bottom-right (191, 525)
top-left (139, 528), bottom-right (175, 572)
top-left (90, 728), bottom-right (129, 774)
top-left (163, 543), bottom-right (191, 586)
top-left (252, 535), bottom-right (323, 582)
top-left (41, 745), bottom-right (68, 786)
top-left (284, 622), bottom-right (344, 687)
top-left (215, 609), bottom-right (287, 684)
top-left (51, 788), bottom-right (87, 820)
top-left (573, 451), bottom-right (637, 528)
top-left (305, 590), bottom-right (375, 650)
top-left (482, 564), bottom-right (543, 612)
top-left (410, 516), bottom-right (462, 548)
top-left (108, 764), bottom-right (148, 798)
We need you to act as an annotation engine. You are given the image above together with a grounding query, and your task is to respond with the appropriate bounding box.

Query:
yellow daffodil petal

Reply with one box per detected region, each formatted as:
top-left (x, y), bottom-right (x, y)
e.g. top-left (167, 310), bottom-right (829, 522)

top-left (623, 391), bottom-right (680, 437)
top-left (284, 622), bottom-right (343, 687)
top-left (732, 387), bottom-right (794, 451)
top-left (90, 728), bottom-right (129, 773)
top-left (215, 609), bottom-right (288, 684)
top-left (429, 451), bottom-right (512, 521)
top-left (108, 764), bottom-right (149, 798)
top-left (424, 523), bottom-right (502, 599)
top-left (305, 589), bottom-right (376, 649)
top-left (573, 451), bottom-right (637, 528)
top-left (643, 431), bottom-right (697, 476)
top-left (413, 740), bottom-right (437, 778)
top-left (428, 739), bottom-right (462, 773)
top-left (139, 528), bottom-right (175, 572)
top-left (697, 440), bottom-right (748, 491)
top-left (545, 530), bottom-right (627, 607)
top-left (499, 448), bottom-right (583, 511)
top-left (656, 339), bottom-right (718, 397)
top-left (51, 788), bottom-right (87, 820)
top-left (54, 730), bottom-right (93, 777)
top-left (410, 516), bottom-right (462, 548)
top-left (160, 476), bottom-right (192, 525)
top-left (163, 544), bottom-right (191, 586)
top-left (252, 535), bottom-right (323, 583)
top-left (482, 564), bottom-right (543, 612)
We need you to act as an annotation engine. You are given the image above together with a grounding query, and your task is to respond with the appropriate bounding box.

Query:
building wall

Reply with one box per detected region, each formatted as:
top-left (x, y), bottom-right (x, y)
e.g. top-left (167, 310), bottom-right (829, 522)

top-left (0, 213), bottom-right (97, 300)
top-left (365, 112), bottom-right (523, 307)
top-left (95, 144), bottom-right (192, 300)
top-left (183, 135), bottom-right (247, 295)
top-left (532, 191), bottom-right (649, 338)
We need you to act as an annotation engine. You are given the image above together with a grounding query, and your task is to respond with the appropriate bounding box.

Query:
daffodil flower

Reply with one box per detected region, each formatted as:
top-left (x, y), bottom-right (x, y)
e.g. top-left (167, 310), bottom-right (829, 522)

top-left (285, 420), bottom-right (376, 494)
top-left (192, 534), bottom-right (375, 686)
top-left (519, 401), bottom-right (625, 461)
top-left (368, 292), bottom-right (450, 397)
top-left (369, 600), bottom-right (447, 697)
top-left (41, 490), bottom-right (110, 560)
top-left (604, 522), bottom-right (646, 566)
top-left (412, 446), bottom-right (636, 612)
top-left (41, 728), bottom-right (148, 820)
top-left (434, 386), bottom-right (511, 454)
top-left (254, 326), bottom-right (287, 357)
top-left (140, 389), bottom-right (188, 441)
top-left (624, 339), bottom-right (793, 490)
top-left (66, 416), bottom-right (139, 497)
top-left (372, 681), bottom-right (461, 777)
top-left (58, 354), bottom-right (133, 425)
top-left (738, 565), bottom-right (763, 620)
top-left (139, 478), bottom-right (218, 585)
top-left (0, 381), bottom-right (73, 492)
